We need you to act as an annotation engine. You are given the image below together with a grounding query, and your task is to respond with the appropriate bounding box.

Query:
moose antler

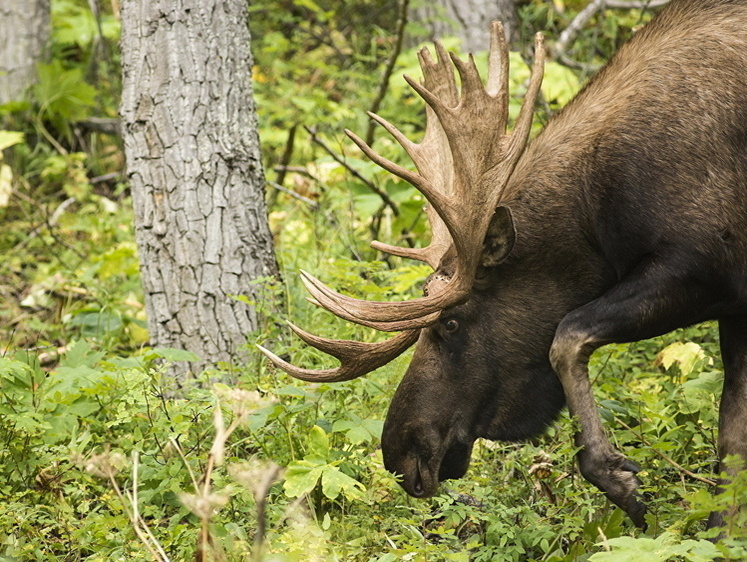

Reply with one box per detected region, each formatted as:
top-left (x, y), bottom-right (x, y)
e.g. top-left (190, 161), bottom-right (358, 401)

top-left (259, 22), bottom-right (545, 379)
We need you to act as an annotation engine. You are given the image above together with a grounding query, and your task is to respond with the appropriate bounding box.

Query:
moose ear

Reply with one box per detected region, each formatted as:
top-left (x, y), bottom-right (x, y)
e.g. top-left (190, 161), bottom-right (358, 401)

top-left (480, 206), bottom-right (516, 268)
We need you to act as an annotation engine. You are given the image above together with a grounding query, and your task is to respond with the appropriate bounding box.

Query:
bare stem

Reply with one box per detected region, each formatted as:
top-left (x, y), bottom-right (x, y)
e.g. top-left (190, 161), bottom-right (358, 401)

top-left (105, 452), bottom-right (170, 562)
top-left (617, 419), bottom-right (716, 486)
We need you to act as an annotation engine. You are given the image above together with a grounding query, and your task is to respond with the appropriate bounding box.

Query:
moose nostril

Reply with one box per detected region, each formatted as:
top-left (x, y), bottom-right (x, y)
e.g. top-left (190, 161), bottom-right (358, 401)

top-left (413, 478), bottom-right (424, 497)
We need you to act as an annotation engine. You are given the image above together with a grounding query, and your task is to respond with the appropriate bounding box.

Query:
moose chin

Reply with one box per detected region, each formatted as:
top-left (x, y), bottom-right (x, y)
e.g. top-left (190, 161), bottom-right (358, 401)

top-left (260, 0), bottom-right (747, 530)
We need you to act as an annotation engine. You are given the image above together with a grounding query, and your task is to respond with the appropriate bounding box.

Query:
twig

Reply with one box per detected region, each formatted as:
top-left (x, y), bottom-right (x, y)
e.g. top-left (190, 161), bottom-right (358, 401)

top-left (275, 124), bottom-right (297, 188)
top-left (12, 196), bottom-right (77, 252)
top-left (364, 0), bottom-right (410, 147)
top-left (79, 117), bottom-right (121, 135)
top-left (268, 124), bottom-right (299, 208)
top-left (91, 171), bottom-right (123, 184)
top-left (305, 125), bottom-right (399, 216)
top-left (617, 419), bottom-right (717, 486)
top-left (266, 180), bottom-right (318, 209)
top-left (273, 165), bottom-right (314, 177)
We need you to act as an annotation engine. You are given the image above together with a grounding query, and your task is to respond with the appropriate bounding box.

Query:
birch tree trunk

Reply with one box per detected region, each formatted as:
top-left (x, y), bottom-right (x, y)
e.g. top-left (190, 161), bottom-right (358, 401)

top-left (120, 0), bottom-right (278, 383)
top-left (412, 0), bottom-right (519, 51)
top-left (0, 0), bottom-right (50, 104)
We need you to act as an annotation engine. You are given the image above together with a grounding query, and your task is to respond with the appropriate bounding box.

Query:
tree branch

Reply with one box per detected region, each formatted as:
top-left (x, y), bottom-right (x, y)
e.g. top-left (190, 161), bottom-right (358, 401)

top-left (266, 180), bottom-right (318, 208)
top-left (305, 125), bottom-right (399, 216)
top-left (553, 0), bottom-right (668, 72)
top-left (555, 0), bottom-right (607, 58)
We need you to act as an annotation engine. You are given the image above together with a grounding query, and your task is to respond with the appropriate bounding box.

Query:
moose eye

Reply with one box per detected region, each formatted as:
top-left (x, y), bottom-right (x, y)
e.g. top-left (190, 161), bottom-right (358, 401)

top-left (444, 319), bottom-right (459, 333)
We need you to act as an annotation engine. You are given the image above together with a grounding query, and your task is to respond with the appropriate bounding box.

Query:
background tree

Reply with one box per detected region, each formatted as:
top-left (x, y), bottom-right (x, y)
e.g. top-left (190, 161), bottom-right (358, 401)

top-left (0, 0), bottom-right (50, 104)
top-left (411, 0), bottom-right (519, 51)
top-left (120, 0), bottom-right (278, 382)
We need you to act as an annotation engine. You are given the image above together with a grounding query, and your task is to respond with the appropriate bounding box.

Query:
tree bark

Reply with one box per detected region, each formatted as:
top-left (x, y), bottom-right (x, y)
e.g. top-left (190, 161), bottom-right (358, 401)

top-left (120, 0), bottom-right (278, 383)
top-left (411, 0), bottom-right (519, 52)
top-left (0, 0), bottom-right (50, 104)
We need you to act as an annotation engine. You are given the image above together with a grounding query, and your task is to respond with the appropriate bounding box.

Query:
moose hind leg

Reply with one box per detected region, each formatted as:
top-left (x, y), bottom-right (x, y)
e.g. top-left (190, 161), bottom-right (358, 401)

top-left (707, 315), bottom-right (747, 529)
top-left (550, 260), bottom-right (720, 529)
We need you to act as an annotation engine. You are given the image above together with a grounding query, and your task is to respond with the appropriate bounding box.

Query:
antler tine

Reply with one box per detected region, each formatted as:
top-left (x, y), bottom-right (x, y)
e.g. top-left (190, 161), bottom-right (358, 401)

top-left (487, 22), bottom-right (509, 94)
top-left (371, 204), bottom-right (449, 270)
top-left (487, 21), bottom-right (510, 118)
top-left (507, 33), bottom-right (546, 157)
top-left (257, 327), bottom-right (419, 382)
top-left (300, 270), bottom-right (446, 330)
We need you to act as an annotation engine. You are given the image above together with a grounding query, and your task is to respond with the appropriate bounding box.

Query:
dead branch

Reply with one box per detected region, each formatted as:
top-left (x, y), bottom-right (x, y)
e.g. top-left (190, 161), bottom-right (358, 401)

top-left (555, 0), bottom-right (607, 59)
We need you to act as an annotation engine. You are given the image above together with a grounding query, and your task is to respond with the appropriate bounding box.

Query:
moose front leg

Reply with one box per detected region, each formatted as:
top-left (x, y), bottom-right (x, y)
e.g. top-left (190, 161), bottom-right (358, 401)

top-left (550, 322), bottom-right (647, 528)
top-left (549, 261), bottom-right (719, 528)
top-left (706, 315), bottom-right (747, 529)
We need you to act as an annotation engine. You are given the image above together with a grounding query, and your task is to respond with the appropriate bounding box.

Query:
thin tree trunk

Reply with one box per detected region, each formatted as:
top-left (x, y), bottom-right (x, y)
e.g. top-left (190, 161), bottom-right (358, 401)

top-left (0, 0), bottom-right (50, 104)
top-left (411, 0), bottom-right (519, 51)
top-left (120, 0), bottom-right (278, 383)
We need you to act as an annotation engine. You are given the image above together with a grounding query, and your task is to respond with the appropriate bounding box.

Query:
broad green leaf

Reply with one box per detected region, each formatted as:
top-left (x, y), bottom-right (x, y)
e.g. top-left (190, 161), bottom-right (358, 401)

top-left (146, 347), bottom-right (201, 363)
top-left (656, 341), bottom-right (709, 377)
top-left (0, 357), bottom-right (34, 385)
top-left (307, 425), bottom-right (330, 460)
top-left (542, 61), bottom-right (581, 106)
top-left (60, 340), bottom-right (104, 369)
top-left (321, 466), bottom-right (365, 501)
top-left (283, 458), bottom-right (325, 498)
top-left (0, 130), bottom-right (24, 151)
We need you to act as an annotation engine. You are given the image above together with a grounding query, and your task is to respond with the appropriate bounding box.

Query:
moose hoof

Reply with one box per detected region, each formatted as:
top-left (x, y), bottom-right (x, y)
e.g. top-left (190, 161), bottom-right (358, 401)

top-left (579, 452), bottom-right (648, 529)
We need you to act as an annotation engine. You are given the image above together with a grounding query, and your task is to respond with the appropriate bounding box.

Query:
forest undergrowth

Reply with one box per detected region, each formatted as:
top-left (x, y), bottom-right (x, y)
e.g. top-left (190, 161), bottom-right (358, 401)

top-left (1, 1), bottom-right (746, 560)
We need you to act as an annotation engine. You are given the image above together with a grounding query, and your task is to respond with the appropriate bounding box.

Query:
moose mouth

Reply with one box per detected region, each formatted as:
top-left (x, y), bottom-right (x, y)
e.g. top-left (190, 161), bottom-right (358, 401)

top-left (397, 439), bottom-right (474, 498)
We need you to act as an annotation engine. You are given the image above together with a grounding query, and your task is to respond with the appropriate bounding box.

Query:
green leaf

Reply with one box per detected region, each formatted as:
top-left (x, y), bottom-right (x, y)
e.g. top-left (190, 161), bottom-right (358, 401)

top-left (591, 532), bottom-right (721, 562)
top-left (60, 340), bottom-right (104, 369)
top-left (307, 425), bottom-right (330, 460)
top-left (283, 458), bottom-right (325, 498)
top-left (320, 466), bottom-right (365, 501)
top-left (542, 61), bottom-right (581, 106)
top-left (145, 347), bottom-right (201, 363)
top-left (0, 357), bottom-right (34, 385)
top-left (0, 130), bottom-right (24, 152)
top-left (656, 341), bottom-right (709, 377)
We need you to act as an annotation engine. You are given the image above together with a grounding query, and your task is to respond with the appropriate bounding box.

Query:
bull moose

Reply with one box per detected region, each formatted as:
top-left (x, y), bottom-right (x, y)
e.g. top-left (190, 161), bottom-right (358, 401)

top-left (258, 0), bottom-right (747, 528)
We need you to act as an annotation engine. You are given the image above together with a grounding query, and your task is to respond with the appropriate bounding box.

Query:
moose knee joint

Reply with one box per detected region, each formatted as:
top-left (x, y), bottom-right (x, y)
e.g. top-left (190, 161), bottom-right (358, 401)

top-left (549, 325), bottom-right (594, 377)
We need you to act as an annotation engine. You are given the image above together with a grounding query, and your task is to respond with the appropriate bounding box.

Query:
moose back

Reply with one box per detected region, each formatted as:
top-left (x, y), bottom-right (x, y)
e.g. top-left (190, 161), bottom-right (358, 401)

top-left (259, 0), bottom-right (747, 528)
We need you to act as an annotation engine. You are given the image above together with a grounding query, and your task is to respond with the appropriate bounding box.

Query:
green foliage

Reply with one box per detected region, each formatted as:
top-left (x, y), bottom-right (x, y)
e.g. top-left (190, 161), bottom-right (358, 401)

top-left (590, 532), bottom-right (721, 562)
top-left (284, 425), bottom-right (367, 502)
top-left (34, 61), bottom-right (98, 140)
top-left (4, 0), bottom-right (747, 559)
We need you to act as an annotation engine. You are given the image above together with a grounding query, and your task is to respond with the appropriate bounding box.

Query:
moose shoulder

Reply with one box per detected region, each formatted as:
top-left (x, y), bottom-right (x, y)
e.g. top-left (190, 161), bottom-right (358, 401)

top-left (259, 0), bottom-right (747, 528)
